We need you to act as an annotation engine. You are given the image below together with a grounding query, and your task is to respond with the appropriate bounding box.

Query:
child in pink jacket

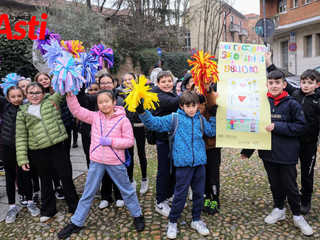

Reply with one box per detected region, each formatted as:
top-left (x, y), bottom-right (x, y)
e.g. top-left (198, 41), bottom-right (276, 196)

top-left (58, 90), bottom-right (145, 239)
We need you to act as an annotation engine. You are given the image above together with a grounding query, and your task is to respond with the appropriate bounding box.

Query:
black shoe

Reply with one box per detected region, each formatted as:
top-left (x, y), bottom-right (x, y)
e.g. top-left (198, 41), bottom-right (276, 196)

top-left (55, 186), bottom-right (65, 200)
top-left (57, 222), bottom-right (83, 239)
top-left (72, 143), bottom-right (78, 148)
top-left (208, 200), bottom-right (220, 215)
top-left (301, 201), bottom-right (311, 214)
top-left (134, 215), bottom-right (145, 232)
top-left (202, 198), bottom-right (211, 213)
top-left (32, 192), bottom-right (39, 204)
top-left (19, 195), bottom-right (27, 207)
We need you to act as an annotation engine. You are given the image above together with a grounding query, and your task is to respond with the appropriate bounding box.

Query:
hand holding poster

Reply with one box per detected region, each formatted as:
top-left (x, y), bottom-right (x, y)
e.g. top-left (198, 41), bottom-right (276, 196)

top-left (216, 42), bottom-right (271, 150)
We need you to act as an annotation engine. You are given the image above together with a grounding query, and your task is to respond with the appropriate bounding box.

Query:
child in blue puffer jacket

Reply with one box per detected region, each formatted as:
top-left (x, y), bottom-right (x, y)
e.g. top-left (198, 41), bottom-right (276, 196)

top-left (137, 90), bottom-right (216, 239)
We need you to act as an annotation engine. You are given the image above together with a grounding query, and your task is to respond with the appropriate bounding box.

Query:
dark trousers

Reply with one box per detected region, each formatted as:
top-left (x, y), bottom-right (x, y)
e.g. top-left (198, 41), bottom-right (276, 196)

top-left (81, 133), bottom-right (91, 168)
top-left (156, 140), bottom-right (175, 204)
top-left (29, 142), bottom-right (79, 216)
top-left (2, 146), bottom-right (33, 204)
top-left (263, 160), bottom-right (301, 216)
top-left (101, 172), bottom-right (122, 202)
top-left (169, 165), bottom-right (205, 223)
top-left (299, 142), bottom-right (317, 204)
top-left (127, 126), bottom-right (148, 180)
top-left (204, 148), bottom-right (221, 201)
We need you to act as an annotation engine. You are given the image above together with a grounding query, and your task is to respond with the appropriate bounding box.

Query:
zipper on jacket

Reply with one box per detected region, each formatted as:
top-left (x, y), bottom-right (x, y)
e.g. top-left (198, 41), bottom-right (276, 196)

top-left (192, 117), bottom-right (195, 166)
top-left (41, 118), bottom-right (54, 145)
top-left (302, 96), bottom-right (305, 105)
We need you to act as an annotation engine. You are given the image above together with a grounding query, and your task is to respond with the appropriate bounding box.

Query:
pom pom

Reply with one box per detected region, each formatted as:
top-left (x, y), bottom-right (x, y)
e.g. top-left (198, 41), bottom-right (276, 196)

top-left (123, 75), bottom-right (159, 112)
top-left (76, 52), bottom-right (99, 88)
top-left (61, 40), bottom-right (85, 59)
top-left (42, 39), bottom-right (71, 68)
top-left (1, 73), bottom-right (24, 95)
top-left (34, 28), bottom-right (61, 55)
top-left (90, 44), bottom-right (114, 70)
top-left (49, 55), bottom-right (86, 95)
top-left (187, 50), bottom-right (219, 95)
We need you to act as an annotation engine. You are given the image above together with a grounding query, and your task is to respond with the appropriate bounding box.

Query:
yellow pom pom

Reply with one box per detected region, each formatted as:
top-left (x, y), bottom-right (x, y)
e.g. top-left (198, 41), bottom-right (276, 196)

top-left (124, 75), bottom-right (159, 112)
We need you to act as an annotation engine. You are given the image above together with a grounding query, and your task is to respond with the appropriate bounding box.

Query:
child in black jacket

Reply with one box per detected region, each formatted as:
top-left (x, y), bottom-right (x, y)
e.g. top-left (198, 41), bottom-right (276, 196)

top-left (243, 70), bottom-right (313, 236)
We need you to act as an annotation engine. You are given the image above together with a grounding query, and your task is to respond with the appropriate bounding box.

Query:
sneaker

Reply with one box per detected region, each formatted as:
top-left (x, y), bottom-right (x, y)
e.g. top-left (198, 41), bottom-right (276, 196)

top-left (57, 222), bottom-right (83, 239)
top-left (131, 180), bottom-right (137, 191)
top-left (191, 220), bottom-right (210, 236)
top-left (300, 200), bottom-right (311, 215)
top-left (140, 179), bottom-right (149, 194)
top-left (155, 201), bottom-right (171, 217)
top-left (293, 215), bottom-right (313, 236)
top-left (32, 192), bottom-right (39, 204)
top-left (40, 216), bottom-right (52, 222)
top-left (208, 200), bottom-right (220, 215)
top-left (166, 222), bottom-right (178, 239)
top-left (99, 200), bottom-right (109, 209)
top-left (19, 195), bottom-right (27, 207)
top-left (133, 215), bottom-right (145, 232)
top-left (202, 199), bottom-right (211, 213)
top-left (264, 208), bottom-right (286, 224)
top-left (27, 202), bottom-right (40, 217)
top-left (188, 186), bottom-right (193, 201)
top-left (116, 200), bottom-right (125, 207)
top-left (55, 186), bottom-right (65, 200)
top-left (72, 143), bottom-right (78, 148)
top-left (5, 206), bottom-right (19, 224)
top-left (0, 165), bottom-right (5, 176)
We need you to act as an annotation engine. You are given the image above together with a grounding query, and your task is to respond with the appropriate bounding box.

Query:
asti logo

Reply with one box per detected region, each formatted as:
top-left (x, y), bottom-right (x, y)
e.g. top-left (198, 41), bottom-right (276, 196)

top-left (0, 13), bottom-right (47, 40)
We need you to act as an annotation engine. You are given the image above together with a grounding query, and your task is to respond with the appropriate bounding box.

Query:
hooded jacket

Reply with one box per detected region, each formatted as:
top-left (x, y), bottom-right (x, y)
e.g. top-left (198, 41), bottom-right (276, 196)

top-left (67, 95), bottom-right (134, 165)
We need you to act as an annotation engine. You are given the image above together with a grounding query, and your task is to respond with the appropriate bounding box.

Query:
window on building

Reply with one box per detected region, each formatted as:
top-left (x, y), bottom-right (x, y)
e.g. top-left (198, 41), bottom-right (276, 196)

top-left (279, 0), bottom-right (287, 13)
top-left (231, 33), bottom-right (234, 42)
top-left (305, 0), bottom-right (311, 3)
top-left (230, 16), bottom-right (233, 24)
top-left (316, 34), bottom-right (320, 56)
top-left (304, 35), bottom-right (312, 57)
top-left (281, 41), bottom-right (288, 70)
top-left (239, 21), bottom-right (242, 28)
top-left (293, 0), bottom-right (299, 8)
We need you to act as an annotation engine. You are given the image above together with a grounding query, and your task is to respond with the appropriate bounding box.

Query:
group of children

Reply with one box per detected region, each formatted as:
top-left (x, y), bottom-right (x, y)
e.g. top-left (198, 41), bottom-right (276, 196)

top-left (0, 53), bottom-right (319, 238)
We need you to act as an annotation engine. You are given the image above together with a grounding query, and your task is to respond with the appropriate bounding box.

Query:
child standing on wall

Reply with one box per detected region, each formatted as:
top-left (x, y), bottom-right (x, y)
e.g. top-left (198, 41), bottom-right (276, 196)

top-left (137, 91), bottom-right (216, 239)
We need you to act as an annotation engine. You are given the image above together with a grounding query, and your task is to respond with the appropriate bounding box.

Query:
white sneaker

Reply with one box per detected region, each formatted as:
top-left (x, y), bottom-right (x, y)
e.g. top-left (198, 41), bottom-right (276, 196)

top-left (140, 179), bottom-right (149, 194)
top-left (116, 200), bottom-right (125, 208)
top-left (166, 222), bottom-right (178, 239)
top-left (155, 201), bottom-right (171, 217)
top-left (6, 206), bottom-right (19, 224)
top-left (40, 216), bottom-right (51, 222)
top-left (293, 215), bottom-right (313, 236)
top-left (27, 202), bottom-right (40, 217)
top-left (99, 200), bottom-right (109, 209)
top-left (131, 180), bottom-right (137, 191)
top-left (188, 186), bottom-right (193, 201)
top-left (264, 208), bottom-right (286, 224)
top-left (191, 220), bottom-right (210, 236)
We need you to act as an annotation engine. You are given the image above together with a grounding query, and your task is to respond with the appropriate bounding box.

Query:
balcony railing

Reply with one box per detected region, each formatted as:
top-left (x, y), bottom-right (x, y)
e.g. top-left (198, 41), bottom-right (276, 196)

top-left (239, 28), bottom-right (248, 36)
top-left (229, 23), bottom-right (240, 33)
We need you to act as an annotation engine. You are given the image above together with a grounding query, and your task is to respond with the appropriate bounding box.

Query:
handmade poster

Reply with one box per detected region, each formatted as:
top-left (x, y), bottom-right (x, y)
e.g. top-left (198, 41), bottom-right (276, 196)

top-left (216, 42), bottom-right (271, 150)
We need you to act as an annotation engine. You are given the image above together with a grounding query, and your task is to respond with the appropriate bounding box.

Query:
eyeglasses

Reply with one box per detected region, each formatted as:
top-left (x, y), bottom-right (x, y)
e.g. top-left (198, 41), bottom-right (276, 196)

top-left (100, 82), bottom-right (113, 85)
top-left (27, 91), bottom-right (43, 97)
top-left (88, 88), bottom-right (99, 91)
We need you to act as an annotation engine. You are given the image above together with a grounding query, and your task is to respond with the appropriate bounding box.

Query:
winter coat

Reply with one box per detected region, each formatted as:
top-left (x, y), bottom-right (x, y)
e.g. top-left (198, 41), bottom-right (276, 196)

top-left (67, 95), bottom-right (134, 165)
top-left (258, 95), bottom-right (306, 164)
top-left (16, 93), bottom-right (68, 167)
top-left (0, 96), bottom-right (19, 147)
top-left (140, 108), bottom-right (216, 167)
top-left (151, 85), bottom-right (180, 142)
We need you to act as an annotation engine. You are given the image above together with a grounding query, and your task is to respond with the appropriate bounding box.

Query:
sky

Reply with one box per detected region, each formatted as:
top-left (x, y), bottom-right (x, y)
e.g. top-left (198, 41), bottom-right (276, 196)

top-left (232, 0), bottom-right (260, 15)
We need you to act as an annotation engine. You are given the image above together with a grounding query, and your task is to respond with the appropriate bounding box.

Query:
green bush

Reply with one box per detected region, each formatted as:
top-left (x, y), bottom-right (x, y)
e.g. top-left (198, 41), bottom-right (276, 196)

top-left (0, 36), bottom-right (38, 79)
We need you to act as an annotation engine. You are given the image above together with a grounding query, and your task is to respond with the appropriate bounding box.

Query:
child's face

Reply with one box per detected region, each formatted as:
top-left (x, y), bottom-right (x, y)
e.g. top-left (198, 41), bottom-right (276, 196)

top-left (300, 77), bottom-right (319, 95)
top-left (26, 86), bottom-right (44, 105)
top-left (180, 103), bottom-right (199, 117)
top-left (97, 93), bottom-right (116, 116)
top-left (37, 74), bottom-right (51, 89)
top-left (186, 78), bottom-right (194, 91)
top-left (88, 84), bottom-right (99, 95)
top-left (17, 80), bottom-right (30, 95)
top-left (99, 77), bottom-right (114, 90)
top-left (158, 76), bottom-right (173, 93)
top-left (7, 89), bottom-right (24, 106)
top-left (123, 74), bottom-right (134, 88)
top-left (266, 78), bottom-right (287, 98)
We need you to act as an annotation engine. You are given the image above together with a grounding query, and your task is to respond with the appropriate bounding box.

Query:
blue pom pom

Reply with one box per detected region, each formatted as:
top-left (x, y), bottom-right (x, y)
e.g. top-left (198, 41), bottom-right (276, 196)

top-left (42, 39), bottom-right (71, 68)
top-left (1, 73), bottom-right (24, 95)
top-left (76, 52), bottom-right (99, 88)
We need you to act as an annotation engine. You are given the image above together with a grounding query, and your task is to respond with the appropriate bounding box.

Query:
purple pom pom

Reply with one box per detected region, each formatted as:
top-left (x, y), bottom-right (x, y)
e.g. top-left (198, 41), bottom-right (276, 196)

top-left (35, 28), bottom-right (61, 55)
top-left (90, 44), bottom-right (114, 70)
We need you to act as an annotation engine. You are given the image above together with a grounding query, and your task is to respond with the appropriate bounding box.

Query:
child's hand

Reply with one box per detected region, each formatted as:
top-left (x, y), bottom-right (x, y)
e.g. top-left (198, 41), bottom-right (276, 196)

top-left (136, 99), bottom-right (145, 114)
top-left (67, 92), bottom-right (72, 96)
top-left (265, 123), bottom-right (274, 132)
top-left (240, 154), bottom-right (248, 159)
top-left (265, 52), bottom-right (272, 67)
top-left (204, 82), bottom-right (212, 93)
top-left (99, 136), bottom-right (112, 146)
top-left (21, 163), bottom-right (30, 171)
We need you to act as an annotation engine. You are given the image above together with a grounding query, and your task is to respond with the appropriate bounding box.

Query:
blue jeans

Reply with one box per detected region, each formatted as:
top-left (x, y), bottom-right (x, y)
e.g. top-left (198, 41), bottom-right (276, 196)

top-left (71, 161), bottom-right (142, 227)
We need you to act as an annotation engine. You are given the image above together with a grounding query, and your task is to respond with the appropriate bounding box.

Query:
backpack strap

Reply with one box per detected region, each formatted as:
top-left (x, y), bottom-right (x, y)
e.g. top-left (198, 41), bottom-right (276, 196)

top-left (49, 99), bottom-right (59, 112)
top-left (170, 112), bottom-right (179, 141)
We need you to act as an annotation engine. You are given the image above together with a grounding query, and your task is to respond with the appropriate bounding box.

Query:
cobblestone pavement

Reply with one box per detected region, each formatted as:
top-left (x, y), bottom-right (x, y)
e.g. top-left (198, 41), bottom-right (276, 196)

top-left (0, 145), bottom-right (320, 239)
